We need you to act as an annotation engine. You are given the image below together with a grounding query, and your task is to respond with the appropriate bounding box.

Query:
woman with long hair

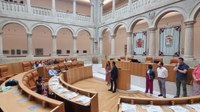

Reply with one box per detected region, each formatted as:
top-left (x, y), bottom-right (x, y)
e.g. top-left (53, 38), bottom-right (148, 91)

top-left (105, 61), bottom-right (111, 85)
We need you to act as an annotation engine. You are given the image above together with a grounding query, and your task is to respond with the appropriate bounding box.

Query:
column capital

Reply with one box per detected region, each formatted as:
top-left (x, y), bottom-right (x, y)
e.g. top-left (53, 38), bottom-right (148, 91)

top-left (110, 34), bottom-right (116, 39)
top-left (72, 35), bottom-right (77, 39)
top-left (52, 35), bottom-right (57, 39)
top-left (184, 20), bottom-right (196, 25)
top-left (148, 27), bottom-right (157, 31)
top-left (126, 32), bottom-right (132, 37)
top-left (27, 33), bottom-right (32, 37)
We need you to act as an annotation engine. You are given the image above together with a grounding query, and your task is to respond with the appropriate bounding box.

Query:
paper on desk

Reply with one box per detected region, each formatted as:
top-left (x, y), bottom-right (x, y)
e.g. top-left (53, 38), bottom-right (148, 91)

top-left (168, 105), bottom-right (189, 112)
top-left (121, 103), bottom-right (136, 112)
top-left (56, 88), bottom-right (69, 94)
top-left (49, 82), bottom-right (59, 86)
top-left (186, 104), bottom-right (200, 112)
top-left (64, 92), bottom-right (78, 99)
top-left (146, 105), bottom-right (163, 112)
top-left (75, 95), bottom-right (91, 104)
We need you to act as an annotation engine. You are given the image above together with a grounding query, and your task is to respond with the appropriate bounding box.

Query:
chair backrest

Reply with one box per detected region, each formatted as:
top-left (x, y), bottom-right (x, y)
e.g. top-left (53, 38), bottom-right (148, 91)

top-left (120, 56), bottom-right (126, 61)
top-left (170, 58), bottom-right (178, 64)
top-left (153, 57), bottom-right (163, 63)
top-left (58, 63), bottom-right (66, 71)
top-left (127, 56), bottom-right (134, 61)
top-left (0, 65), bottom-right (9, 77)
top-left (22, 62), bottom-right (32, 72)
top-left (145, 57), bottom-right (153, 63)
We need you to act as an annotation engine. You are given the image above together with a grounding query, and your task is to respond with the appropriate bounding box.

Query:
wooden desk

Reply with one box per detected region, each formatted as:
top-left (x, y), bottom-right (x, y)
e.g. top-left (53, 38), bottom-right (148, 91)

top-left (48, 67), bottom-right (99, 112)
top-left (117, 69), bottom-right (130, 90)
top-left (102, 60), bottom-right (194, 84)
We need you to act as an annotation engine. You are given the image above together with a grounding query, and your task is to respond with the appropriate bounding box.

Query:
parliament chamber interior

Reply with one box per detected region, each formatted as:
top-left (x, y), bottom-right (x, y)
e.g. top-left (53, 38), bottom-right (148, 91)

top-left (1, 0), bottom-right (200, 112)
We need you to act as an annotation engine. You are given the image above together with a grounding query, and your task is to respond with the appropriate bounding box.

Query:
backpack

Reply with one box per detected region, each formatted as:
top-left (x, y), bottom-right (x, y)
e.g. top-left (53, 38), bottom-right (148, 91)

top-left (5, 80), bottom-right (18, 86)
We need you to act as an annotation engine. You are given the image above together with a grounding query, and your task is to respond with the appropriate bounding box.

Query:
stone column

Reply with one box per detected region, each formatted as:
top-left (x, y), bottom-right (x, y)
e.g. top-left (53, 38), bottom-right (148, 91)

top-left (128, 0), bottom-right (132, 12)
top-left (51, 0), bottom-right (56, 16)
top-left (127, 32), bottom-right (132, 56)
top-left (27, 33), bottom-right (33, 57)
top-left (73, 0), bottom-right (76, 17)
top-left (111, 35), bottom-right (115, 56)
top-left (27, 0), bottom-right (32, 13)
top-left (0, 31), bottom-right (4, 57)
top-left (99, 37), bottom-right (103, 55)
top-left (149, 28), bottom-right (156, 57)
top-left (51, 35), bottom-right (57, 57)
top-left (100, 2), bottom-right (103, 22)
top-left (90, 3), bottom-right (94, 21)
top-left (184, 21), bottom-right (195, 59)
top-left (73, 36), bottom-right (77, 55)
top-left (112, 0), bottom-right (115, 17)
top-left (90, 37), bottom-right (94, 55)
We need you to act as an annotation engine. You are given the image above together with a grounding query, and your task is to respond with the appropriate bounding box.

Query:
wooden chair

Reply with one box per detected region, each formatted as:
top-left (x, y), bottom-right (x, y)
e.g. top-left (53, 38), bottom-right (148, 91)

top-left (22, 61), bottom-right (32, 72)
top-left (0, 65), bottom-right (15, 79)
top-left (170, 58), bottom-right (178, 65)
top-left (58, 63), bottom-right (66, 71)
top-left (145, 57), bottom-right (153, 63)
top-left (92, 57), bottom-right (98, 64)
top-left (120, 56), bottom-right (126, 61)
top-left (153, 57), bottom-right (163, 64)
top-left (127, 56), bottom-right (134, 61)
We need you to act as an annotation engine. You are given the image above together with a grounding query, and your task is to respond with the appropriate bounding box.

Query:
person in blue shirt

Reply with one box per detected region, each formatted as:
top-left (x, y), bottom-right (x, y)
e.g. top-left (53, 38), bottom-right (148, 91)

top-left (173, 57), bottom-right (189, 98)
top-left (48, 66), bottom-right (58, 76)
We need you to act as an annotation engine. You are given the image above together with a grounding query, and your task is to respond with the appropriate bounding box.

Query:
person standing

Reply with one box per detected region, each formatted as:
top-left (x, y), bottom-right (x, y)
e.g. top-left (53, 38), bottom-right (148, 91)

top-left (174, 57), bottom-right (189, 98)
top-left (108, 61), bottom-right (118, 93)
top-left (157, 62), bottom-right (168, 98)
top-left (192, 62), bottom-right (200, 95)
top-left (145, 64), bottom-right (155, 95)
top-left (105, 61), bottom-right (111, 85)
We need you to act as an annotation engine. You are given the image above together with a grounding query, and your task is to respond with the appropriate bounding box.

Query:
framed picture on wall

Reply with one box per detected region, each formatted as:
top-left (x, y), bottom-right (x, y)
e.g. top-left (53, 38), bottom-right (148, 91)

top-left (22, 50), bottom-right (28, 54)
top-left (66, 50), bottom-right (70, 54)
top-left (11, 49), bottom-right (15, 55)
top-left (57, 49), bottom-right (62, 54)
top-left (3, 50), bottom-right (9, 54)
top-left (83, 50), bottom-right (87, 53)
top-left (16, 49), bottom-right (21, 55)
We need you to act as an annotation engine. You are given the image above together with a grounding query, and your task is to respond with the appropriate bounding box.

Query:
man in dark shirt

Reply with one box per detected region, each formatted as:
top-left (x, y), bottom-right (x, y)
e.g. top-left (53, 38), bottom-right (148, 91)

top-left (108, 61), bottom-right (118, 93)
top-left (174, 57), bottom-right (189, 97)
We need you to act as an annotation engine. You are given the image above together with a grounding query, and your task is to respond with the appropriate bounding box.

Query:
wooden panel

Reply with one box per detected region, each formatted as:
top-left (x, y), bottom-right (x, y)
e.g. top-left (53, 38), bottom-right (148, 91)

top-left (117, 69), bottom-right (130, 90)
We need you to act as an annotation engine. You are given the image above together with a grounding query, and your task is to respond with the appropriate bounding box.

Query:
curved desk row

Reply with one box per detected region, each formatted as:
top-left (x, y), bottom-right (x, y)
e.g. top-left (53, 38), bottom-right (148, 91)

top-left (19, 70), bottom-right (65, 112)
top-left (0, 57), bottom-right (78, 85)
top-left (118, 96), bottom-right (200, 112)
top-left (48, 66), bottom-right (99, 112)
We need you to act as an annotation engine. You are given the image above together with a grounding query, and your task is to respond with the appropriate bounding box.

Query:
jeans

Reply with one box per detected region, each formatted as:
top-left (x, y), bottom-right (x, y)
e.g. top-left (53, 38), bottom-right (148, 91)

top-left (176, 78), bottom-right (187, 97)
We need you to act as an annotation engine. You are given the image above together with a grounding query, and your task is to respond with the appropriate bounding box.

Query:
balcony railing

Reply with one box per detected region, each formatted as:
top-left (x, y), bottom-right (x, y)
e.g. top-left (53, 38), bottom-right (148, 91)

top-left (0, 0), bottom-right (92, 23)
top-left (102, 0), bottom-right (180, 23)
top-left (32, 6), bottom-right (51, 16)
top-left (1, 1), bottom-right (26, 13)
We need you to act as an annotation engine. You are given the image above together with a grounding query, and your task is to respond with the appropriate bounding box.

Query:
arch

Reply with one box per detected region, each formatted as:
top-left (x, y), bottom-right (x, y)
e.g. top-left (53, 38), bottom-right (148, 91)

top-left (153, 6), bottom-right (187, 27)
top-left (128, 16), bottom-right (150, 32)
top-left (100, 26), bottom-right (112, 37)
top-left (55, 26), bottom-right (75, 36)
top-left (75, 28), bottom-right (92, 37)
top-left (0, 20), bottom-right (29, 33)
top-left (30, 23), bottom-right (54, 35)
top-left (190, 2), bottom-right (200, 20)
top-left (112, 22), bottom-right (128, 35)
